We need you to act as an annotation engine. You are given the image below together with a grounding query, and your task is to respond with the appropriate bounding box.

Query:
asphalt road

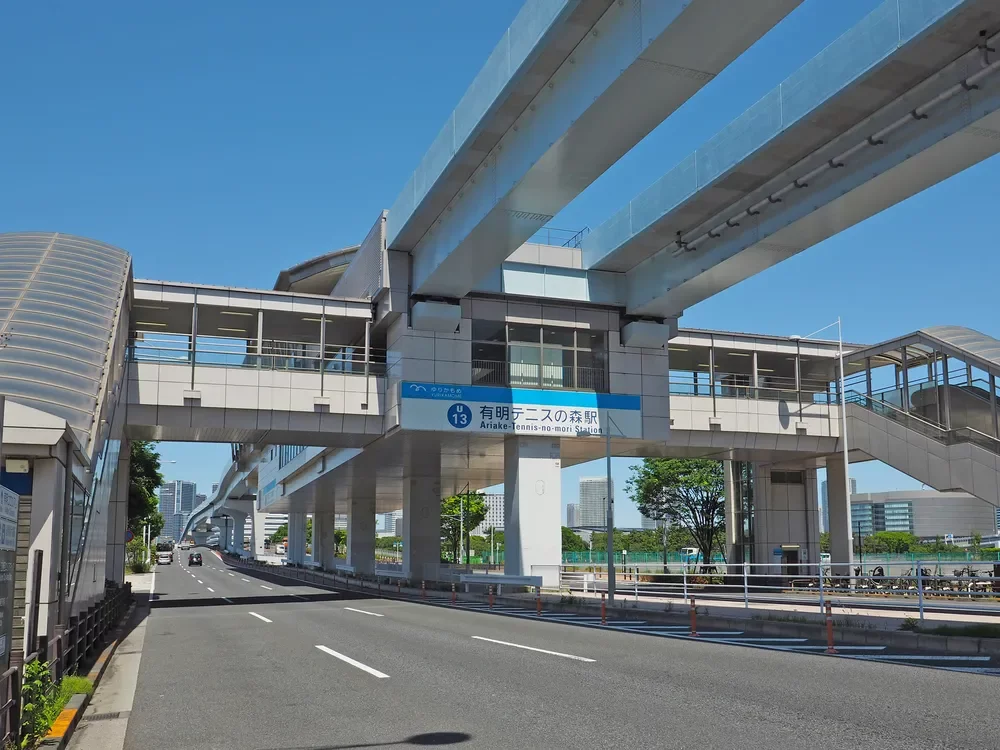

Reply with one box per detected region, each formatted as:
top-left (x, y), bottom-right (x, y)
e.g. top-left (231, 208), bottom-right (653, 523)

top-left (124, 548), bottom-right (998, 750)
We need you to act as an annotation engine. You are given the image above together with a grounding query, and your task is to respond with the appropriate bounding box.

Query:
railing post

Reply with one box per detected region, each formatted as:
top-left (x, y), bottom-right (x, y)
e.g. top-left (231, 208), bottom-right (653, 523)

top-left (600, 592), bottom-right (607, 625)
top-left (825, 601), bottom-right (837, 654)
top-left (682, 564), bottom-right (688, 604)
top-left (451, 582), bottom-right (456, 605)
top-left (817, 560), bottom-right (825, 611)
top-left (689, 597), bottom-right (698, 637)
top-left (743, 562), bottom-right (750, 610)
top-left (535, 586), bottom-right (542, 616)
top-left (916, 561), bottom-right (925, 621)
top-left (488, 585), bottom-right (494, 609)
top-left (67, 616), bottom-right (78, 674)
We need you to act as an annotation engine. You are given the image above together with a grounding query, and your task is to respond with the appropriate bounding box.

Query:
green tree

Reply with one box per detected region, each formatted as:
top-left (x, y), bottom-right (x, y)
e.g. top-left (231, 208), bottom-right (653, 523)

top-left (561, 526), bottom-right (587, 552)
top-left (441, 492), bottom-right (488, 564)
top-left (334, 528), bottom-right (347, 556)
top-left (270, 523), bottom-right (288, 545)
top-left (128, 441), bottom-right (164, 530)
top-left (306, 517), bottom-right (313, 546)
top-left (820, 532), bottom-right (830, 554)
top-left (628, 458), bottom-right (725, 569)
top-left (145, 511), bottom-right (165, 540)
top-left (971, 531), bottom-right (983, 559)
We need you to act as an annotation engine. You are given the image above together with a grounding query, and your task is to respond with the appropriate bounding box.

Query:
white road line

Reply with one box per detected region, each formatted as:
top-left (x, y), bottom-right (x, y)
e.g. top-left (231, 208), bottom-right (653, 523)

top-left (343, 607), bottom-right (384, 617)
top-left (314, 645), bottom-right (389, 679)
top-left (197, 580), bottom-right (203, 585)
top-left (222, 597), bottom-right (233, 604)
top-left (241, 578), bottom-right (250, 582)
top-left (228, 573), bottom-right (235, 577)
top-left (471, 636), bottom-right (596, 662)
top-left (792, 645), bottom-right (886, 651)
top-left (248, 612), bottom-right (272, 623)
top-left (716, 638), bottom-right (808, 644)
top-left (206, 587), bottom-right (215, 593)
top-left (260, 585), bottom-right (273, 591)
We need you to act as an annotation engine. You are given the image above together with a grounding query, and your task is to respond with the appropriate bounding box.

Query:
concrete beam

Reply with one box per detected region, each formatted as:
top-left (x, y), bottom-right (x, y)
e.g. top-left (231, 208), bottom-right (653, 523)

top-left (404, 0), bottom-right (801, 299)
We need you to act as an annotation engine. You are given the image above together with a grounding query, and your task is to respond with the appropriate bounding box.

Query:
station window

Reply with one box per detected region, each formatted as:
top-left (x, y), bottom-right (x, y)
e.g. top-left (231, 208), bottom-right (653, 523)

top-left (770, 471), bottom-right (805, 484)
top-left (471, 320), bottom-right (608, 391)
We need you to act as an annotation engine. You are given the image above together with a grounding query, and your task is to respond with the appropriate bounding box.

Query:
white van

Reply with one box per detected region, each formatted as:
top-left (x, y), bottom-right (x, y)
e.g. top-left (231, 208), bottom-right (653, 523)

top-left (157, 551), bottom-right (172, 565)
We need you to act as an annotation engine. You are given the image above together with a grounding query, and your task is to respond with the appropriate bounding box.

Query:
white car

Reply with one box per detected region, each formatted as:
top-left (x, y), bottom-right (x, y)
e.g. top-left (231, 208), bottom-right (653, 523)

top-left (179, 543), bottom-right (191, 551)
top-left (157, 551), bottom-right (172, 565)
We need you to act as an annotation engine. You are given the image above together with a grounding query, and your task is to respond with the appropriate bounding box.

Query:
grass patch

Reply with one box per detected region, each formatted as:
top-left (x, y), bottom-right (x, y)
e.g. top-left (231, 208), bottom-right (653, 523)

top-left (45, 676), bottom-right (94, 726)
top-left (750, 613), bottom-right (809, 624)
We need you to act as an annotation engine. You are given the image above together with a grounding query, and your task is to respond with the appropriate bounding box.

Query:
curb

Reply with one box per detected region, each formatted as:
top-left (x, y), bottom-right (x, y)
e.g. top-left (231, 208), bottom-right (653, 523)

top-left (39, 600), bottom-right (137, 750)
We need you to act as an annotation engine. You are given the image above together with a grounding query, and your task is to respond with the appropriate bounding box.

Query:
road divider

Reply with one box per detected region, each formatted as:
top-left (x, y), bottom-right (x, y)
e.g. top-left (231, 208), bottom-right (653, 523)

top-left (471, 636), bottom-right (596, 663)
top-left (315, 645), bottom-right (389, 678)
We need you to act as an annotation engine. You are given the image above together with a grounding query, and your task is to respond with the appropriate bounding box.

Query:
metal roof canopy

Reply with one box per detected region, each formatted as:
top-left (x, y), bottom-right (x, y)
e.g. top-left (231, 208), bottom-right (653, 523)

top-left (843, 326), bottom-right (1000, 380)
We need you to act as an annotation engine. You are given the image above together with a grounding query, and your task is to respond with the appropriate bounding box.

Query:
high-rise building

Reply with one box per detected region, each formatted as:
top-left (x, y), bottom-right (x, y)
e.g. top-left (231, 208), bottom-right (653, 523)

top-left (820, 477), bottom-right (857, 533)
top-left (578, 477), bottom-right (611, 528)
top-left (566, 503), bottom-right (579, 528)
top-left (851, 490), bottom-right (995, 539)
top-left (472, 493), bottom-right (504, 535)
top-left (996, 506), bottom-right (1000, 534)
top-left (157, 480), bottom-right (197, 540)
top-left (640, 514), bottom-right (666, 530)
top-left (377, 510), bottom-right (403, 537)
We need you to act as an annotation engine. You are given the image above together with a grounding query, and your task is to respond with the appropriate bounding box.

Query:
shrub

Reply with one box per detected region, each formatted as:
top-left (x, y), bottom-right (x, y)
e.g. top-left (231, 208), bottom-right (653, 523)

top-left (19, 660), bottom-right (54, 747)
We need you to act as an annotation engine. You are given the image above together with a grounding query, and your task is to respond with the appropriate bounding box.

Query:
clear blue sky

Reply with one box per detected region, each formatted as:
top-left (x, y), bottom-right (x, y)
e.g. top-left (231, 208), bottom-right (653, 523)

top-left (4, 1), bottom-right (997, 524)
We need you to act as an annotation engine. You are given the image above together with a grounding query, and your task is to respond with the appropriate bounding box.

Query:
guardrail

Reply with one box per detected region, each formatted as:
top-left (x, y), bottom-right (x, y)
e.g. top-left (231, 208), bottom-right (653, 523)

top-left (560, 561), bottom-right (1000, 619)
top-left (0, 582), bottom-right (132, 746)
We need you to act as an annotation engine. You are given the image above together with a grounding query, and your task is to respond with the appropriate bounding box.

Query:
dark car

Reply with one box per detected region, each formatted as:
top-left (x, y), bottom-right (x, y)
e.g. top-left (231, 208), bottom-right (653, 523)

top-left (188, 553), bottom-right (203, 566)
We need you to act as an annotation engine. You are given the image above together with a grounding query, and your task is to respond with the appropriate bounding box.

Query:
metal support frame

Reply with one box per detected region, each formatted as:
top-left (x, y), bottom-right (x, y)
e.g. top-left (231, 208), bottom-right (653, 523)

top-left (990, 373), bottom-right (999, 438)
top-left (256, 310), bottom-right (264, 370)
top-left (190, 293), bottom-right (198, 389)
top-left (901, 347), bottom-right (909, 413)
top-left (794, 340), bottom-right (802, 418)
top-left (865, 357), bottom-right (872, 396)
top-left (708, 341), bottom-right (716, 417)
top-left (319, 314), bottom-right (326, 395)
top-left (941, 354), bottom-right (951, 429)
top-left (751, 351), bottom-right (759, 399)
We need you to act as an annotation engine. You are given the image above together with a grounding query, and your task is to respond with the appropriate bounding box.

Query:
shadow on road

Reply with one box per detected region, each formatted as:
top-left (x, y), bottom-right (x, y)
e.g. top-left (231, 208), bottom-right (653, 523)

top-left (149, 592), bottom-right (371, 609)
top-left (273, 732), bottom-right (473, 749)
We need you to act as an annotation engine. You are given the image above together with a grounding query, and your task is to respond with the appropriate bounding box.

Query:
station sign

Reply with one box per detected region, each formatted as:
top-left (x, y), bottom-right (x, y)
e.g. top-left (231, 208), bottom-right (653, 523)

top-left (400, 382), bottom-right (642, 438)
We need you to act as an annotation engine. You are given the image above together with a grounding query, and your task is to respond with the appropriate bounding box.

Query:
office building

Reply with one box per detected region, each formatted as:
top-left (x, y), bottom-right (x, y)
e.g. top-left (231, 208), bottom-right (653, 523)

top-left (263, 514), bottom-right (288, 540)
top-left (472, 493), bottom-right (504, 536)
top-left (566, 503), bottom-right (579, 528)
top-left (820, 477), bottom-right (857, 533)
top-left (640, 514), bottom-right (666, 530)
top-left (850, 490), bottom-right (996, 539)
top-left (211, 483), bottom-right (220, 495)
top-left (158, 480), bottom-right (197, 541)
top-left (578, 477), bottom-right (612, 528)
top-left (377, 510), bottom-right (403, 537)
top-left (996, 507), bottom-right (1000, 534)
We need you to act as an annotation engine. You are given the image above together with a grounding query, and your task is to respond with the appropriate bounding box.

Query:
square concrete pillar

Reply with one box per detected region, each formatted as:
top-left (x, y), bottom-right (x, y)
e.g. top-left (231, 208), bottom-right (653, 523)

top-left (347, 496), bottom-right (376, 575)
top-left (313, 512), bottom-right (336, 570)
top-left (287, 513), bottom-right (307, 565)
top-left (250, 505), bottom-right (269, 559)
top-left (723, 460), bottom-right (739, 564)
top-left (402, 475), bottom-right (441, 582)
top-left (503, 436), bottom-right (561, 587)
top-left (825, 453), bottom-right (853, 574)
top-left (104, 442), bottom-right (130, 583)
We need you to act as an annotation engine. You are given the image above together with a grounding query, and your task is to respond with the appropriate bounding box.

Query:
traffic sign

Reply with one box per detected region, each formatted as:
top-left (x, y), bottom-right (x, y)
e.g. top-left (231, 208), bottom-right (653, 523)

top-left (125, 528), bottom-right (134, 543)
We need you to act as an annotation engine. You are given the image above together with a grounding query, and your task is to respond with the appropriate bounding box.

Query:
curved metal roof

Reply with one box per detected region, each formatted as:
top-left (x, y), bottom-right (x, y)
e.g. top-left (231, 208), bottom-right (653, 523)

top-left (272, 245), bottom-right (358, 294)
top-left (844, 325), bottom-right (1000, 380)
top-left (920, 326), bottom-right (1000, 374)
top-left (0, 232), bottom-right (130, 446)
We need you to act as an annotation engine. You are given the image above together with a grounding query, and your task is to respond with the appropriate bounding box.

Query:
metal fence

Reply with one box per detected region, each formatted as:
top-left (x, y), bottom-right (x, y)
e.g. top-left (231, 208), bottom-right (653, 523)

top-left (560, 561), bottom-right (1000, 620)
top-left (0, 582), bottom-right (132, 746)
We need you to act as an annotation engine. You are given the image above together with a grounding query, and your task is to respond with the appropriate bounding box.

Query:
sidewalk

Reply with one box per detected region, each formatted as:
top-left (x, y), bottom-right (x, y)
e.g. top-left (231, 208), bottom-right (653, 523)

top-left (68, 571), bottom-right (154, 750)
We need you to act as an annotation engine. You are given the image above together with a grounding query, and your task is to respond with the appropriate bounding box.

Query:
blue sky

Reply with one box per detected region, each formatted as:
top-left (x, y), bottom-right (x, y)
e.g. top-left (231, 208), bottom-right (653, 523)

top-left (3, 1), bottom-right (995, 524)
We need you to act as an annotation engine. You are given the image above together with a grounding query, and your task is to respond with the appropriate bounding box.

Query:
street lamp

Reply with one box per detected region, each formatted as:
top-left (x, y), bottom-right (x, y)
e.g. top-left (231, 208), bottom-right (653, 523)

top-left (791, 317), bottom-right (853, 564)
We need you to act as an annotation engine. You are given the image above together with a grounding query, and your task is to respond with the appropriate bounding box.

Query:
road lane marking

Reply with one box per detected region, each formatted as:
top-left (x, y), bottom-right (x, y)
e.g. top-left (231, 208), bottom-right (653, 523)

top-left (344, 607), bottom-right (384, 617)
top-left (314, 645), bottom-right (389, 679)
top-left (222, 597), bottom-right (233, 604)
top-left (228, 573), bottom-right (235, 577)
top-left (249, 612), bottom-right (272, 623)
top-left (849, 655), bottom-right (991, 662)
top-left (206, 587), bottom-right (215, 593)
top-left (241, 578), bottom-right (250, 582)
top-left (260, 585), bottom-right (273, 591)
top-left (197, 580), bottom-right (203, 584)
top-left (471, 636), bottom-right (595, 662)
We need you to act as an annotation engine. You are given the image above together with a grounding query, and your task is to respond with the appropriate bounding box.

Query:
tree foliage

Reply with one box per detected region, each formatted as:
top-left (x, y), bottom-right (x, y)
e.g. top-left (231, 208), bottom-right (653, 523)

top-left (270, 523), bottom-right (288, 545)
top-left (128, 441), bottom-right (163, 530)
top-left (561, 526), bottom-right (587, 552)
top-left (441, 492), bottom-right (488, 564)
top-left (627, 458), bottom-right (725, 569)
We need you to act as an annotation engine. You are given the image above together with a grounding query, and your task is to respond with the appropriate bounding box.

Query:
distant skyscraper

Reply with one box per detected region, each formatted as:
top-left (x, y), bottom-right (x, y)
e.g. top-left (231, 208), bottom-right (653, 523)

top-left (566, 503), bottom-right (579, 528)
top-left (578, 477), bottom-right (612, 528)
top-left (211, 483), bottom-right (220, 495)
top-left (820, 477), bottom-right (858, 533)
top-left (640, 514), bottom-right (665, 530)
top-left (157, 480), bottom-right (197, 540)
top-left (472, 493), bottom-right (504, 535)
top-left (377, 510), bottom-right (404, 537)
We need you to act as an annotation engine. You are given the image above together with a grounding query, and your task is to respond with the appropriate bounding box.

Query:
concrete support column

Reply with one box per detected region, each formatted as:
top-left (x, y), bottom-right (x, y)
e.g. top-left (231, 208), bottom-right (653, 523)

top-left (228, 512), bottom-right (247, 555)
top-left (402, 474), bottom-right (441, 582)
top-left (105, 440), bottom-right (130, 583)
top-left (723, 460), bottom-right (739, 564)
top-left (287, 512), bottom-right (307, 565)
top-left (347, 495), bottom-right (376, 575)
top-left (825, 453), bottom-right (853, 574)
top-left (313, 512), bottom-right (336, 570)
top-left (503, 436), bottom-right (561, 587)
top-left (250, 504), bottom-right (268, 559)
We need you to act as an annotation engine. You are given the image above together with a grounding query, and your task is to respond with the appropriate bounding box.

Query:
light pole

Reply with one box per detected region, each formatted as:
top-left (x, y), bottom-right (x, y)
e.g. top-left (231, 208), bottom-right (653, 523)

top-left (792, 317), bottom-right (853, 565)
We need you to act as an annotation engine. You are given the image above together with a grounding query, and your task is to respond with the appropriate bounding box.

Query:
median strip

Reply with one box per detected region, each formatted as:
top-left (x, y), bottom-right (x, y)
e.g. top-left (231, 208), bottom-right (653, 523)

top-left (315, 645), bottom-right (389, 678)
top-left (471, 636), bottom-right (595, 662)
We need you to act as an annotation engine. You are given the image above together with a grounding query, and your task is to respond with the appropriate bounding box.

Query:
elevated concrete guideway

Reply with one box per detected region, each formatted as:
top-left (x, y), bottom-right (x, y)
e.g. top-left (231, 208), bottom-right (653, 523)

top-left (582, 0), bottom-right (1000, 318)
top-left (389, 0), bottom-right (802, 300)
